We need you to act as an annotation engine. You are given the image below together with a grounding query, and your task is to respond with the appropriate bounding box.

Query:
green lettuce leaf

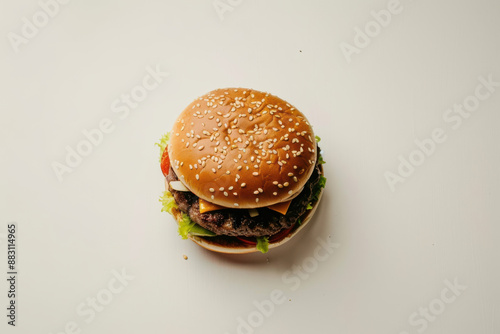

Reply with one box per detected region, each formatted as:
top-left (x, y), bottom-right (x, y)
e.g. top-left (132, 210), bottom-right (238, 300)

top-left (311, 175), bottom-right (327, 204)
top-left (306, 203), bottom-right (313, 210)
top-left (159, 190), bottom-right (178, 214)
top-left (155, 132), bottom-right (170, 162)
top-left (188, 224), bottom-right (217, 237)
top-left (315, 135), bottom-right (321, 143)
top-left (177, 213), bottom-right (196, 239)
top-left (177, 213), bottom-right (216, 239)
top-left (256, 236), bottom-right (269, 253)
top-left (160, 191), bottom-right (216, 238)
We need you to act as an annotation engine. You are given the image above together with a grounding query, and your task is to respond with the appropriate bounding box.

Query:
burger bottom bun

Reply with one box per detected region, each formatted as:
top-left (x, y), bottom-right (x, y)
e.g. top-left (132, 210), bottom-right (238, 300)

top-left (168, 165), bottom-right (325, 254)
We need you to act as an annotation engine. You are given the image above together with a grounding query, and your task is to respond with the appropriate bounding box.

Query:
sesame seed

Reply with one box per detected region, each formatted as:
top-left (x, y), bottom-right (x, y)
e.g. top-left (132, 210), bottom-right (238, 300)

top-left (288, 190), bottom-right (293, 195)
top-left (241, 183), bottom-right (246, 188)
top-left (224, 192), bottom-right (228, 197)
top-left (229, 186), bottom-right (234, 190)
top-left (254, 191), bottom-right (259, 195)
top-left (212, 168), bottom-right (216, 173)
top-left (256, 198), bottom-right (259, 203)
top-left (278, 184), bottom-right (283, 188)
top-left (258, 188), bottom-right (263, 193)
top-left (253, 172), bottom-right (259, 176)
top-left (209, 188), bottom-right (215, 192)
top-left (198, 145), bottom-right (204, 151)
top-left (273, 192), bottom-right (278, 196)
top-left (196, 174), bottom-right (199, 180)
top-left (211, 195), bottom-right (215, 199)
top-left (233, 192), bottom-right (238, 196)
top-left (284, 182), bottom-right (289, 187)
top-left (293, 176), bottom-right (298, 182)
top-left (219, 187), bottom-right (224, 191)
top-left (234, 203), bottom-right (239, 207)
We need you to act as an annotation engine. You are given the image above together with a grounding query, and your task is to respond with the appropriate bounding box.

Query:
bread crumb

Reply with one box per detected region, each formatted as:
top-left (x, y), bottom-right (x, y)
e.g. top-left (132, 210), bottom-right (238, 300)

top-left (183, 255), bottom-right (188, 260)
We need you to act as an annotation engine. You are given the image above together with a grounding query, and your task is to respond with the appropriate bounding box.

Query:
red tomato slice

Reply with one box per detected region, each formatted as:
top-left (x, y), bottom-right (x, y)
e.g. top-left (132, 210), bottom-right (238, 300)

top-left (235, 236), bottom-right (257, 245)
top-left (160, 148), bottom-right (170, 177)
top-left (269, 225), bottom-right (295, 243)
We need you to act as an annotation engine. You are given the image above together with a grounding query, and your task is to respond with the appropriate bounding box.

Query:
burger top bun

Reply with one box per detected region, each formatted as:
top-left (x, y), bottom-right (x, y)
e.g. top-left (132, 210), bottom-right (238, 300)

top-left (168, 88), bottom-right (317, 209)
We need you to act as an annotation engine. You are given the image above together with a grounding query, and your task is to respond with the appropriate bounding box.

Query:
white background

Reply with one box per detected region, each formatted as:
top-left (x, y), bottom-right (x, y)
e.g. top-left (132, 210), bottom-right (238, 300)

top-left (1, 1), bottom-right (499, 333)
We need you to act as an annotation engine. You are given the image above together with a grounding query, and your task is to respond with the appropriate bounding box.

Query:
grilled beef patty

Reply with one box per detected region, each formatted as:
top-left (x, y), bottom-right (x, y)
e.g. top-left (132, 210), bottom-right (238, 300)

top-left (166, 149), bottom-right (323, 237)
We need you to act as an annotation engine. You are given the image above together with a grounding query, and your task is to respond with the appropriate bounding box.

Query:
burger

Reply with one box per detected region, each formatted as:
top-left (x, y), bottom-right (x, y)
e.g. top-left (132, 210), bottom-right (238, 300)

top-left (157, 88), bottom-right (326, 254)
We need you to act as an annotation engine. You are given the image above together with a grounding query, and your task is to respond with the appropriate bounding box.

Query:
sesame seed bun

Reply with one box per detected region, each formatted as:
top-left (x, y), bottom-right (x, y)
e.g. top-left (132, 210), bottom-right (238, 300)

top-left (168, 164), bottom-right (324, 254)
top-left (168, 88), bottom-right (317, 209)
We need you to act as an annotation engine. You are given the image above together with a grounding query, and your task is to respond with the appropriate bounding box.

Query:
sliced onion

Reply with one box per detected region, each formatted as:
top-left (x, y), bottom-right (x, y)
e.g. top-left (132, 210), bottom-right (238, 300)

top-left (248, 209), bottom-right (259, 217)
top-left (169, 181), bottom-right (190, 192)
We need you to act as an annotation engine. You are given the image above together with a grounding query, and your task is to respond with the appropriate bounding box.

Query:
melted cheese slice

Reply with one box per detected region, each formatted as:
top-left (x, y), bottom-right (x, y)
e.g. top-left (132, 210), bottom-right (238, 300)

top-left (199, 199), bottom-right (226, 213)
top-left (198, 198), bottom-right (292, 215)
top-left (268, 200), bottom-right (292, 215)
